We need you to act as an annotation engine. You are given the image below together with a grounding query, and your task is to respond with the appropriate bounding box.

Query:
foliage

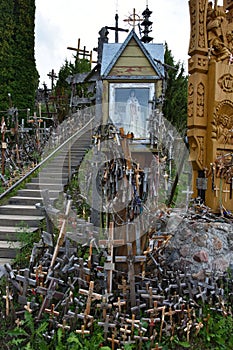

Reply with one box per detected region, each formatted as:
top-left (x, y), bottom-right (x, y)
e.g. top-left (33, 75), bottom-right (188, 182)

top-left (163, 42), bottom-right (188, 137)
top-left (54, 56), bottom-right (91, 122)
top-left (0, 0), bottom-right (39, 114)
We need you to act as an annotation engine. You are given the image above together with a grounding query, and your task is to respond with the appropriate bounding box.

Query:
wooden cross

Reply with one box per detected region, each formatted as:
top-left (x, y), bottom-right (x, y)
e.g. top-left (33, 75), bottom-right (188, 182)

top-left (115, 242), bottom-right (146, 307)
top-left (33, 264), bottom-right (47, 285)
top-left (123, 8), bottom-right (143, 30)
top-left (134, 330), bottom-right (149, 350)
top-left (36, 278), bottom-right (64, 319)
top-left (107, 333), bottom-right (120, 350)
top-left (222, 186), bottom-right (230, 202)
top-left (164, 306), bottom-right (176, 325)
top-left (120, 324), bottom-right (131, 342)
top-left (99, 221), bottom-right (124, 293)
top-left (77, 310), bottom-right (94, 329)
top-left (24, 302), bottom-right (32, 313)
top-left (79, 281), bottom-right (102, 316)
top-left (141, 285), bottom-right (163, 308)
top-left (48, 199), bottom-right (72, 272)
top-left (47, 69), bottom-right (57, 90)
top-left (113, 297), bottom-right (126, 314)
top-left (75, 324), bottom-right (90, 337)
top-left (159, 306), bottom-right (166, 342)
top-left (146, 300), bottom-right (165, 317)
top-left (67, 38), bottom-right (96, 63)
top-left (96, 296), bottom-right (112, 319)
top-left (98, 314), bottom-right (116, 339)
top-left (118, 277), bottom-right (130, 300)
top-left (126, 314), bottom-right (140, 335)
top-left (184, 319), bottom-right (193, 342)
top-left (3, 285), bottom-right (12, 316)
top-left (16, 268), bottom-right (37, 305)
top-left (57, 319), bottom-right (71, 333)
top-left (44, 303), bottom-right (59, 318)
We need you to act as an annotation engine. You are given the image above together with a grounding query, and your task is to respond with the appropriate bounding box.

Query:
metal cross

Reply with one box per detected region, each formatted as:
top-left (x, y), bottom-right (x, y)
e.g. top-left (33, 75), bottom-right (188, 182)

top-left (123, 8), bottom-right (143, 30)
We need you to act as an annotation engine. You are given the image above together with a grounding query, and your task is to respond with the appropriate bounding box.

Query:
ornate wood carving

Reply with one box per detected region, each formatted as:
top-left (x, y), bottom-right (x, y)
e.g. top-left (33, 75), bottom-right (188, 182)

top-left (197, 82), bottom-right (205, 117)
top-left (188, 83), bottom-right (194, 118)
top-left (188, 0), bottom-right (208, 56)
top-left (218, 73), bottom-right (233, 92)
top-left (212, 100), bottom-right (233, 144)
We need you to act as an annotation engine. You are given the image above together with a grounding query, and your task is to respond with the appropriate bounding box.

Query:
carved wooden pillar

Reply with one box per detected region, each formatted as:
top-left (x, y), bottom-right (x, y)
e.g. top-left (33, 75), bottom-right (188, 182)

top-left (187, 0), bottom-right (209, 198)
top-left (188, 0), bottom-right (233, 212)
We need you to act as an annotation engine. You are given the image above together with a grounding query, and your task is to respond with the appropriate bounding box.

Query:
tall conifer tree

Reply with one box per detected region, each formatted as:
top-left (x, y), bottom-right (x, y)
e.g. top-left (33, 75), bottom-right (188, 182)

top-left (0, 0), bottom-right (38, 112)
top-left (162, 43), bottom-right (188, 136)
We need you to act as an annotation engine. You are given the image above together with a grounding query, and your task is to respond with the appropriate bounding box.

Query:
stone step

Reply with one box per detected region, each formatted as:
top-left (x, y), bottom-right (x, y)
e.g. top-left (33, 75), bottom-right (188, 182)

top-left (0, 225), bottom-right (38, 241)
top-left (0, 214), bottom-right (44, 227)
top-left (9, 196), bottom-right (44, 205)
top-left (30, 177), bottom-right (67, 184)
top-left (0, 241), bottom-right (21, 258)
top-left (16, 189), bottom-right (62, 198)
top-left (0, 257), bottom-right (13, 266)
top-left (25, 183), bottom-right (64, 191)
top-left (0, 204), bottom-right (41, 216)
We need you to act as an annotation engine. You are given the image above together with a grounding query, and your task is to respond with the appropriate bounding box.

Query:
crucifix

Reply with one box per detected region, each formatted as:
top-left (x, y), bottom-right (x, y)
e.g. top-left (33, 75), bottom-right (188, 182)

top-left (123, 8), bottom-right (143, 30)
top-left (47, 69), bottom-right (57, 90)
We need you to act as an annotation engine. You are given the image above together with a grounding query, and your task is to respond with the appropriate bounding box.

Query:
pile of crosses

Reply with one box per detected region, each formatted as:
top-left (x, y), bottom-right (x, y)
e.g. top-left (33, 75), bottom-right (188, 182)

top-left (0, 196), bottom-right (232, 349)
top-left (0, 111), bottom-right (51, 186)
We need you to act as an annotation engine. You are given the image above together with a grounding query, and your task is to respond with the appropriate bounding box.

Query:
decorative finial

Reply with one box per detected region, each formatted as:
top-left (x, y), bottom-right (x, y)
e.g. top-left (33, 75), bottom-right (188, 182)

top-left (140, 5), bottom-right (153, 43)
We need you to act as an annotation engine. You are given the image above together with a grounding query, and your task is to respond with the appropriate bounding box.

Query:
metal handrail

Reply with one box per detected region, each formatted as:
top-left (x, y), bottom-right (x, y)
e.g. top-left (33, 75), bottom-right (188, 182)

top-left (0, 115), bottom-right (95, 202)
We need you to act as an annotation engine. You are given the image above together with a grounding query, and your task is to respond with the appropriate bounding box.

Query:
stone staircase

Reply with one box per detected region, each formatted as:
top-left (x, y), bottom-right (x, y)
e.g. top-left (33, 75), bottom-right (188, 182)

top-left (0, 129), bottom-right (92, 265)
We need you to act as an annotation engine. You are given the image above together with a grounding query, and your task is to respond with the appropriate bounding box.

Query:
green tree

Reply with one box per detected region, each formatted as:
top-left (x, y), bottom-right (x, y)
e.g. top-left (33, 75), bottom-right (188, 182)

top-left (0, 0), bottom-right (38, 113)
top-left (162, 42), bottom-right (188, 136)
top-left (0, 0), bottom-right (15, 111)
top-left (54, 56), bottom-right (91, 121)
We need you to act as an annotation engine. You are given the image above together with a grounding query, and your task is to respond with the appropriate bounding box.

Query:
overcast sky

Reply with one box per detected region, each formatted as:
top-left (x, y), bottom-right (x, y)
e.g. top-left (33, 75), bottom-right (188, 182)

top-left (35, 0), bottom-right (191, 88)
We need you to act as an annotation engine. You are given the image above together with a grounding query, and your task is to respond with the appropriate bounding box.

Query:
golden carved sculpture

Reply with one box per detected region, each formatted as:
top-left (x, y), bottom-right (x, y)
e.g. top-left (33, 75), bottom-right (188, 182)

top-left (188, 0), bottom-right (233, 213)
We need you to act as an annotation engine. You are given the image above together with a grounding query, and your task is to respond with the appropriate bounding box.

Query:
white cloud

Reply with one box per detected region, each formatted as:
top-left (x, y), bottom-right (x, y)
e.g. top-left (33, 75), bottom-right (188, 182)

top-left (35, 0), bottom-right (190, 86)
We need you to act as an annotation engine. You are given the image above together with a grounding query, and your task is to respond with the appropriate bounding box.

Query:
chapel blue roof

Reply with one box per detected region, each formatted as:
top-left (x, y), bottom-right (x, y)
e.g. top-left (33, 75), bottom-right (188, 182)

top-left (100, 30), bottom-right (165, 78)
